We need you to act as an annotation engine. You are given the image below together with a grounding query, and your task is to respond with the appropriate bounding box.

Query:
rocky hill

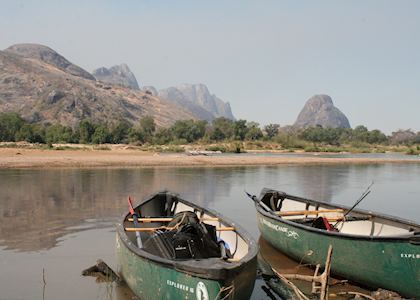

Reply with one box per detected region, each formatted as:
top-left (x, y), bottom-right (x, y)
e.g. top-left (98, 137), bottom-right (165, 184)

top-left (5, 44), bottom-right (95, 81)
top-left (92, 64), bottom-right (140, 90)
top-left (294, 94), bottom-right (350, 129)
top-left (158, 83), bottom-right (235, 121)
top-left (0, 45), bottom-right (194, 127)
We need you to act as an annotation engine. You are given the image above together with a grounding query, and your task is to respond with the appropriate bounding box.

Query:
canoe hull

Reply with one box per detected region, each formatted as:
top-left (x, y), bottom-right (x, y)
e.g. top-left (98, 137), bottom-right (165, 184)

top-left (257, 211), bottom-right (420, 298)
top-left (116, 234), bottom-right (256, 299)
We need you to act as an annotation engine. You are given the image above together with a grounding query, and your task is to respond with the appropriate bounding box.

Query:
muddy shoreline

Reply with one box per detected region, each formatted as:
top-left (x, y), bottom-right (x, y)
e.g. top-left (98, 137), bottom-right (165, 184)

top-left (0, 148), bottom-right (419, 169)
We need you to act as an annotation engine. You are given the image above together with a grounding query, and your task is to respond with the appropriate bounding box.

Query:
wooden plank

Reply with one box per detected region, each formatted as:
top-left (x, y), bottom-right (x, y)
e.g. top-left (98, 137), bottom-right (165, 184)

top-left (127, 217), bottom-right (219, 222)
top-left (276, 209), bottom-right (343, 216)
top-left (284, 216), bottom-right (345, 221)
top-left (125, 226), bottom-right (235, 232)
top-left (214, 227), bottom-right (235, 231)
top-left (226, 258), bottom-right (241, 262)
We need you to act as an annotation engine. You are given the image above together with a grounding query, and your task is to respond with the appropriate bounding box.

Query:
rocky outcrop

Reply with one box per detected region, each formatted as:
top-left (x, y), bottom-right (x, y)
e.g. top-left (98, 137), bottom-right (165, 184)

top-left (0, 48), bottom-right (194, 128)
top-left (294, 95), bottom-right (350, 129)
top-left (5, 43), bottom-right (95, 80)
top-left (158, 83), bottom-right (235, 121)
top-left (142, 86), bottom-right (158, 96)
top-left (92, 64), bottom-right (139, 90)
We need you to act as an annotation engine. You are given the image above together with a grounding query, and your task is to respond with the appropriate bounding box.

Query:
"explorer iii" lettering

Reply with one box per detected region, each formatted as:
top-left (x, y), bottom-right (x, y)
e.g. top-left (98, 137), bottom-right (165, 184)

top-left (400, 253), bottom-right (420, 259)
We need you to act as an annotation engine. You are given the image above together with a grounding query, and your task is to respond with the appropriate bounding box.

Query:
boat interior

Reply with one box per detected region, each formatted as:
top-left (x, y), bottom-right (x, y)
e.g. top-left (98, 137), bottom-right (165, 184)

top-left (259, 190), bottom-right (420, 238)
top-left (123, 192), bottom-right (250, 262)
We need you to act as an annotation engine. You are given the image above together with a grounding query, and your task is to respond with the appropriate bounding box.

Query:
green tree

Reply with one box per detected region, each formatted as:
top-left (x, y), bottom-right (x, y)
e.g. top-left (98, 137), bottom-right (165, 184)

top-left (128, 127), bottom-right (145, 144)
top-left (154, 128), bottom-right (173, 145)
top-left (140, 116), bottom-right (156, 142)
top-left (15, 124), bottom-right (34, 142)
top-left (92, 124), bottom-right (111, 144)
top-left (264, 123), bottom-right (280, 139)
top-left (15, 124), bottom-right (44, 143)
top-left (300, 126), bottom-right (343, 145)
top-left (110, 121), bottom-right (130, 144)
top-left (234, 119), bottom-right (248, 141)
top-left (414, 132), bottom-right (420, 144)
top-left (77, 120), bottom-right (95, 144)
top-left (366, 129), bottom-right (387, 144)
top-left (0, 112), bottom-right (25, 141)
top-left (171, 119), bottom-right (207, 143)
top-left (209, 117), bottom-right (234, 141)
top-left (45, 124), bottom-right (74, 144)
top-left (352, 125), bottom-right (369, 142)
top-left (245, 122), bottom-right (263, 140)
top-left (30, 125), bottom-right (46, 143)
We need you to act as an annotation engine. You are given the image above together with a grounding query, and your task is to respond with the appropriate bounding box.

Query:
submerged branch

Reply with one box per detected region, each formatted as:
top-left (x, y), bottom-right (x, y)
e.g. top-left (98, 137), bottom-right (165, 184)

top-left (82, 259), bottom-right (122, 284)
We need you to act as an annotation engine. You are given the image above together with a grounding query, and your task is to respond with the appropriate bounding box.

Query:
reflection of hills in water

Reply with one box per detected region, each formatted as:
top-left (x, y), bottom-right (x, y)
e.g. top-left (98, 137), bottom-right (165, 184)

top-left (0, 168), bottom-right (233, 252)
top-left (287, 165), bottom-right (351, 203)
top-left (0, 166), bottom-right (354, 252)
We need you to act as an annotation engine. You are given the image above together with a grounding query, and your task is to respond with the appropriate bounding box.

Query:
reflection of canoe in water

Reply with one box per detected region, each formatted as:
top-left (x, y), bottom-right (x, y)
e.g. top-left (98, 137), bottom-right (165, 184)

top-left (116, 191), bottom-right (258, 300)
top-left (252, 188), bottom-right (420, 298)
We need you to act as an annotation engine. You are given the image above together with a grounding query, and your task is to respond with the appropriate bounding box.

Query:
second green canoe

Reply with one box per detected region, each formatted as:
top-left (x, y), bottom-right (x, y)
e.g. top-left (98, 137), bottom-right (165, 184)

top-left (252, 188), bottom-right (420, 298)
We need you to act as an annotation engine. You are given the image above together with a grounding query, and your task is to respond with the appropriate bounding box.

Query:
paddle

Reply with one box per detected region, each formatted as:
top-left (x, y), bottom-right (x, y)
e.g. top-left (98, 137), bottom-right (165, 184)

top-left (333, 181), bottom-right (374, 229)
top-left (245, 191), bottom-right (277, 216)
top-left (128, 196), bottom-right (143, 248)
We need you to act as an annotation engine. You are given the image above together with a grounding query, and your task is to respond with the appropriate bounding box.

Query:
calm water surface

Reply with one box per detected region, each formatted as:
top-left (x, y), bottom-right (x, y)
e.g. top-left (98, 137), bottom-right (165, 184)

top-left (0, 163), bottom-right (419, 299)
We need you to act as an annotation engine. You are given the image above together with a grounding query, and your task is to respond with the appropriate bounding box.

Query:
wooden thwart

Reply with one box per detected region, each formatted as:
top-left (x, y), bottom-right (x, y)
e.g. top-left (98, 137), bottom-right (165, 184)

top-left (125, 226), bottom-right (235, 232)
top-left (276, 209), bottom-right (343, 216)
top-left (128, 217), bottom-right (219, 222)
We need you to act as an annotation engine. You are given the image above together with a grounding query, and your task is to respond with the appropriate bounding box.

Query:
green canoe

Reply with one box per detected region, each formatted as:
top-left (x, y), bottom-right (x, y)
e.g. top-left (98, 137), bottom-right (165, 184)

top-left (116, 191), bottom-right (258, 300)
top-left (252, 188), bottom-right (420, 298)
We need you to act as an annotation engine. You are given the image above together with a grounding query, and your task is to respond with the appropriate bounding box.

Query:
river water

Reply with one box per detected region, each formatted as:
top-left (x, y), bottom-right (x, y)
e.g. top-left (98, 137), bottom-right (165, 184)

top-left (0, 163), bottom-right (419, 299)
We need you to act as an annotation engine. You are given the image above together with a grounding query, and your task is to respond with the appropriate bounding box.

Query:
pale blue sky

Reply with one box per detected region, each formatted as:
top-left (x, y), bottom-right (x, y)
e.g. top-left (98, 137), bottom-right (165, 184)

top-left (1, 1), bottom-right (419, 133)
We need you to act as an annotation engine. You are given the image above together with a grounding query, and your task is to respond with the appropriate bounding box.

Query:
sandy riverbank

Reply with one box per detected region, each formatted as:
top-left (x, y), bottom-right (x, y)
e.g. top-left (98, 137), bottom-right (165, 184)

top-left (0, 147), bottom-right (419, 168)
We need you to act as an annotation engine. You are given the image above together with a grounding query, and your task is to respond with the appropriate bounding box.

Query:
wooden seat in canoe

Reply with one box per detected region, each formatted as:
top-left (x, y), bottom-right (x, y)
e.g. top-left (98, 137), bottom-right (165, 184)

top-left (127, 217), bottom-right (219, 222)
top-left (125, 226), bottom-right (235, 232)
top-left (276, 209), bottom-right (344, 216)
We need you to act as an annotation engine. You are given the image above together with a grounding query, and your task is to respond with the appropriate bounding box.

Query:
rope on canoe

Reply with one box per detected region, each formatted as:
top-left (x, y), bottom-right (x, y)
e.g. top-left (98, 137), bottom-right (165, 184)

top-left (170, 212), bottom-right (189, 231)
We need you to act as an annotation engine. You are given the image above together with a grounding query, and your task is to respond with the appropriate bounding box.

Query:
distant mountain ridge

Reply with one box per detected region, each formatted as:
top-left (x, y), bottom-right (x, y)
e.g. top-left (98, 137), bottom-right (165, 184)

top-left (157, 83), bottom-right (235, 121)
top-left (1, 43), bottom-right (235, 126)
top-left (294, 94), bottom-right (350, 129)
top-left (92, 64), bottom-right (140, 90)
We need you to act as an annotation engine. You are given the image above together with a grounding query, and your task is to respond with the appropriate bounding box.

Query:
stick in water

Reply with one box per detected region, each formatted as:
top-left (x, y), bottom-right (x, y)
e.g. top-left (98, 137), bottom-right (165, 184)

top-left (128, 196), bottom-right (143, 248)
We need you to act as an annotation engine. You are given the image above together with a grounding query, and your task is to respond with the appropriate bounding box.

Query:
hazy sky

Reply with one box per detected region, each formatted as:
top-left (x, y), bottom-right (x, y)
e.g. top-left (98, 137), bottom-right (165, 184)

top-left (1, 0), bottom-right (419, 133)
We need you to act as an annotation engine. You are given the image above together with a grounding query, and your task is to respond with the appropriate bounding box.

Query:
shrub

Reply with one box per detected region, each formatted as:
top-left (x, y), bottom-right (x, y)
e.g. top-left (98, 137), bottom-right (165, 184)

top-left (205, 145), bottom-right (227, 153)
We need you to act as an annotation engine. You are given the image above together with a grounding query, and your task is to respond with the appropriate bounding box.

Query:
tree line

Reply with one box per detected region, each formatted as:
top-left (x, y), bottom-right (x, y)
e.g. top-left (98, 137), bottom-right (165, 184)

top-left (0, 112), bottom-right (419, 147)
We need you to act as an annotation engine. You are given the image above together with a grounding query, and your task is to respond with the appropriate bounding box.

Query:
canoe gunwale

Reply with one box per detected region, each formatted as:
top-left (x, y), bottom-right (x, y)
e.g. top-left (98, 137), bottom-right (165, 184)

top-left (256, 188), bottom-right (420, 242)
top-left (116, 190), bottom-right (258, 281)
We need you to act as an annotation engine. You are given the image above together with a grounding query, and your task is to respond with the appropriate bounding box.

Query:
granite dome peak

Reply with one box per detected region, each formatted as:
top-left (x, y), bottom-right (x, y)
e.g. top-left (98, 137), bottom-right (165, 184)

top-left (294, 94), bottom-right (350, 129)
